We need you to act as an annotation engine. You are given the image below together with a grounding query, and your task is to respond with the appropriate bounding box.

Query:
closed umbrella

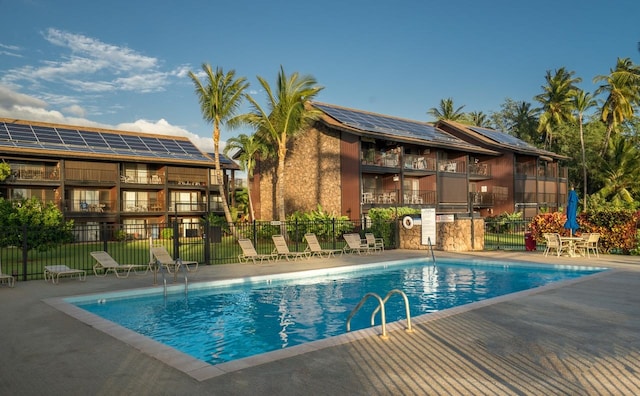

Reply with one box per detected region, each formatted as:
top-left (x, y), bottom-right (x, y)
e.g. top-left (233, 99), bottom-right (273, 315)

top-left (564, 189), bottom-right (579, 236)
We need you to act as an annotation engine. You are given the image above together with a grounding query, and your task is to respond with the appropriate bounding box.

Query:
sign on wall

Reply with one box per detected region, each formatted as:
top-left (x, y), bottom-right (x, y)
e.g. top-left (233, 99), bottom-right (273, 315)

top-left (421, 208), bottom-right (436, 245)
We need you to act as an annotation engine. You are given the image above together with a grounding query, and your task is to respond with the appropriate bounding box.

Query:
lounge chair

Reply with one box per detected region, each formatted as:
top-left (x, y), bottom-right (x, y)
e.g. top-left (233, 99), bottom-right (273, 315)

top-left (343, 233), bottom-right (372, 254)
top-left (44, 265), bottom-right (86, 284)
top-left (272, 235), bottom-right (311, 261)
top-left (0, 260), bottom-right (15, 288)
top-left (238, 238), bottom-right (277, 264)
top-left (90, 251), bottom-right (148, 278)
top-left (150, 246), bottom-right (199, 273)
top-left (304, 233), bottom-right (343, 258)
top-left (365, 233), bottom-right (384, 252)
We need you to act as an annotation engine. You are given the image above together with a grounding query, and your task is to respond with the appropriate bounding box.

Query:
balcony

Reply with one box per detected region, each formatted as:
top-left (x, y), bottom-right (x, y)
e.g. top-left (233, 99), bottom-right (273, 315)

top-left (470, 192), bottom-right (494, 207)
top-left (120, 174), bottom-right (164, 184)
top-left (438, 159), bottom-right (466, 174)
top-left (66, 169), bottom-right (117, 183)
top-left (403, 155), bottom-right (436, 171)
top-left (66, 199), bottom-right (115, 213)
top-left (122, 200), bottom-right (164, 212)
top-left (469, 163), bottom-right (491, 178)
top-left (361, 150), bottom-right (400, 168)
top-left (9, 165), bottom-right (60, 182)
top-left (362, 189), bottom-right (436, 205)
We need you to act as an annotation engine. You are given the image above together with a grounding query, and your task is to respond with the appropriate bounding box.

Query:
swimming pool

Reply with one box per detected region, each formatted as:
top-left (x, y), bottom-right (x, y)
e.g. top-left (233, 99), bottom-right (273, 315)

top-left (65, 257), bottom-right (605, 373)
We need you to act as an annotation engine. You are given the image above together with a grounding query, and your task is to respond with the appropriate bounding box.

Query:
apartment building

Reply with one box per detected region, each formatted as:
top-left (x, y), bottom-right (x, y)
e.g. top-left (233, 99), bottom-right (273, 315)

top-left (0, 118), bottom-right (239, 241)
top-left (251, 102), bottom-right (568, 221)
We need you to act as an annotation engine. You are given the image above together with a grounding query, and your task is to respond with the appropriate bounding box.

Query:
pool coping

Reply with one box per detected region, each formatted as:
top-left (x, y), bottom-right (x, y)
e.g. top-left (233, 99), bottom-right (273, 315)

top-left (43, 263), bottom-right (616, 382)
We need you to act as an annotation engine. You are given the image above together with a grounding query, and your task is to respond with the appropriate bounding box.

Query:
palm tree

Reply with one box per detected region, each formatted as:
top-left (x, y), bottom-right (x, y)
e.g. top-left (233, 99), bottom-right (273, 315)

top-left (591, 135), bottom-right (640, 207)
top-left (241, 66), bottom-right (323, 221)
top-left (534, 67), bottom-right (581, 149)
top-left (427, 98), bottom-right (466, 121)
top-left (188, 64), bottom-right (249, 226)
top-left (223, 133), bottom-right (266, 221)
top-left (466, 111), bottom-right (491, 127)
top-left (572, 90), bottom-right (597, 211)
top-left (593, 57), bottom-right (640, 154)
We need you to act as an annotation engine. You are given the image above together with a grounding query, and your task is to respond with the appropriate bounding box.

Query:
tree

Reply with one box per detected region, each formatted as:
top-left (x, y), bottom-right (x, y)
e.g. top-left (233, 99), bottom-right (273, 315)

top-left (572, 90), bottom-right (597, 211)
top-left (427, 98), bottom-right (466, 121)
top-left (241, 66), bottom-right (323, 221)
top-left (223, 133), bottom-right (267, 221)
top-left (590, 135), bottom-right (640, 209)
top-left (593, 57), bottom-right (640, 154)
top-left (0, 198), bottom-right (74, 251)
top-left (465, 111), bottom-right (491, 127)
top-left (491, 99), bottom-right (540, 143)
top-left (0, 162), bottom-right (10, 181)
top-left (188, 64), bottom-right (249, 226)
top-left (534, 67), bottom-right (582, 148)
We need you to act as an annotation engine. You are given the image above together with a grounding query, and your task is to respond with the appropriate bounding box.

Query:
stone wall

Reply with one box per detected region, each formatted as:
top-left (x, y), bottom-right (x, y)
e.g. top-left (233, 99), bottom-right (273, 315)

top-left (399, 218), bottom-right (485, 251)
top-left (256, 125), bottom-right (342, 219)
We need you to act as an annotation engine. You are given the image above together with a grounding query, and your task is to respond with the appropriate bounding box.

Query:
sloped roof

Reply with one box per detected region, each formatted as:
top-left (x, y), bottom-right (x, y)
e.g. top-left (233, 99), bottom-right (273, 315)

top-left (0, 117), bottom-right (237, 168)
top-left (311, 102), bottom-right (499, 155)
top-left (436, 120), bottom-right (569, 161)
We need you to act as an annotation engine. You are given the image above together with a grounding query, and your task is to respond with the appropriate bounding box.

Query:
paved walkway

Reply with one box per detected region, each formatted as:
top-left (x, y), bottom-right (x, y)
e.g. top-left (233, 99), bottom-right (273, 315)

top-left (1, 250), bottom-right (640, 395)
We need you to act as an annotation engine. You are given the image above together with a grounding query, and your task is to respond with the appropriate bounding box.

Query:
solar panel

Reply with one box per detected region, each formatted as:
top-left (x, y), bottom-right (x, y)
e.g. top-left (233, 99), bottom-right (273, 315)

top-left (0, 121), bottom-right (212, 163)
top-left (313, 103), bottom-right (463, 144)
top-left (56, 128), bottom-right (86, 146)
top-left (32, 126), bottom-right (64, 145)
top-left (468, 126), bottom-right (537, 150)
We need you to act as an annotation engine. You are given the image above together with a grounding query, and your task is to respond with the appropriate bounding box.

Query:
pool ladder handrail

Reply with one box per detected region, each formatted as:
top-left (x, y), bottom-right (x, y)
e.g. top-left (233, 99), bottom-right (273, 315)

top-left (179, 258), bottom-right (188, 295)
top-left (346, 289), bottom-right (413, 339)
top-left (427, 236), bottom-right (436, 263)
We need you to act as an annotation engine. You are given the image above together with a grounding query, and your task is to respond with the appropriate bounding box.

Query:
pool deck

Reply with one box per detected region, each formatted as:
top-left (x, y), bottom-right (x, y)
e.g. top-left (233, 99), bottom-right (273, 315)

top-left (2, 249), bottom-right (640, 395)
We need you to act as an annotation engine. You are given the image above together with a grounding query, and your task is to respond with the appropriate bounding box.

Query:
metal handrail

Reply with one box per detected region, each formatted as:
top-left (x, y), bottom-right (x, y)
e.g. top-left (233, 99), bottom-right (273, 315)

top-left (370, 289), bottom-right (413, 333)
top-left (427, 237), bottom-right (436, 263)
top-left (346, 292), bottom-right (388, 339)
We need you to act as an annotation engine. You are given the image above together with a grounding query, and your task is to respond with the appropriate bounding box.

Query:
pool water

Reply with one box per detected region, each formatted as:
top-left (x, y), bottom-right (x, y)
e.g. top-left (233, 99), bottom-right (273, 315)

top-left (70, 258), bottom-right (604, 365)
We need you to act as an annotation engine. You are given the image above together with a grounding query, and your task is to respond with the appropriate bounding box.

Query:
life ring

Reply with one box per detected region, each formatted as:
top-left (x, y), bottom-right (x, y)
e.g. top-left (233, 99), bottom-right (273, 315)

top-left (402, 216), bottom-right (414, 229)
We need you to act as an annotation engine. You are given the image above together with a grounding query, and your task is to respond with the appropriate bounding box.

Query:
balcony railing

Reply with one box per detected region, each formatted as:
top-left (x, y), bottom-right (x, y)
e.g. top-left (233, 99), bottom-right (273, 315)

top-left (470, 192), bottom-right (494, 207)
top-left (66, 169), bottom-right (117, 183)
top-left (121, 174), bottom-right (163, 184)
top-left (438, 159), bottom-right (466, 174)
top-left (361, 150), bottom-right (400, 167)
top-left (9, 165), bottom-right (59, 181)
top-left (362, 189), bottom-right (436, 205)
top-left (403, 155), bottom-right (436, 171)
top-left (469, 163), bottom-right (491, 178)
top-left (122, 200), bottom-right (164, 212)
top-left (65, 199), bottom-right (115, 213)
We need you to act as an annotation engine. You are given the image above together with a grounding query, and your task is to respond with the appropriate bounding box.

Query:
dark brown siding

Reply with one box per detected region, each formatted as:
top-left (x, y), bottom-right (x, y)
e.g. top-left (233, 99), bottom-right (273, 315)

top-left (340, 132), bottom-right (360, 221)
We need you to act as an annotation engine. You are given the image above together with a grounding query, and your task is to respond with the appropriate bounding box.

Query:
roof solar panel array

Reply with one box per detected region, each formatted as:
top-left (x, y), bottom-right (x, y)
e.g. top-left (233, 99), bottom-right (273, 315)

top-left (313, 102), bottom-right (465, 145)
top-left (468, 126), bottom-right (537, 150)
top-left (0, 121), bottom-right (212, 162)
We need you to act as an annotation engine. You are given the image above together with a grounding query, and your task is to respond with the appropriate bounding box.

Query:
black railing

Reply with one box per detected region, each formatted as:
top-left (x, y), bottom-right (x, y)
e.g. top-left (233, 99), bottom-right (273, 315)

top-left (0, 219), bottom-right (394, 282)
top-left (483, 219), bottom-right (530, 251)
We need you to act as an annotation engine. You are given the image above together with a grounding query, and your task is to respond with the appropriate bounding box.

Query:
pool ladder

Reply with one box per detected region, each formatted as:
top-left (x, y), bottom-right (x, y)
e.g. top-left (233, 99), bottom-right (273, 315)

top-left (159, 259), bottom-right (189, 297)
top-left (346, 289), bottom-right (413, 339)
top-left (427, 236), bottom-right (436, 263)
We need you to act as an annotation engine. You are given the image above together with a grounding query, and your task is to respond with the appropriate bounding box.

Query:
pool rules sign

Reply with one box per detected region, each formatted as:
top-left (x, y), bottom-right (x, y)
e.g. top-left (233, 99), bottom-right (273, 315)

top-left (421, 208), bottom-right (436, 246)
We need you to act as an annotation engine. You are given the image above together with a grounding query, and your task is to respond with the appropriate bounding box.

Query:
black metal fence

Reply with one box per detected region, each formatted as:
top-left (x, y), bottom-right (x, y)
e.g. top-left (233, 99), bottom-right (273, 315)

top-left (1, 219), bottom-right (391, 281)
top-left (1, 218), bottom-right (534, 282)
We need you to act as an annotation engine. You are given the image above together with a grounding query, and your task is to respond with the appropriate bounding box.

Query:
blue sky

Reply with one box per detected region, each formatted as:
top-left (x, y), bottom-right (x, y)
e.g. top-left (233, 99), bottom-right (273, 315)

top-left (1, 0), bottom-right (639, 152)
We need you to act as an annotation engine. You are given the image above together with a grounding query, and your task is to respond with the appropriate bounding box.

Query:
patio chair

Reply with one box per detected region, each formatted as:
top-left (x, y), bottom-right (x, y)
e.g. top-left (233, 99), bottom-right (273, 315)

top-left (238, 238), bottom-right (277, 264)
top-left (543, 233), bottom-right (569, 257)
top-left (304, 233), bottom-right (343, 258)
top-left (575, 233), bottom-right (600, 258)
top-left (150, 246), bottom-right (199, 273)
top-left (343, 233), bottom-right (372, 254)
top-left (272, 235), bottom-right (311, 261)
top-left (90, 251), bottom-right (148, 278)
top-left (0, 260), bottom-right (15, 288)
top-left (365, 233), bottom-right (384, 252)
top-left (44, 265), bottom-right (86, 284)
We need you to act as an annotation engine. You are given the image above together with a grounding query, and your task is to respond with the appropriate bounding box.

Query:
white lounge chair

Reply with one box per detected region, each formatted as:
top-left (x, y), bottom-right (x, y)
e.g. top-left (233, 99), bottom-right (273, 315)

top-left (304, 233), bottom-right (343, 258)
top-left (44, 265), bottom-right (86, 284)
top-left (343, 233), bottom-right (372, 254)
top-left (272, 235), bottom-right (310, 261)
top-left (0, 260), bottom-right (15, 288)
top-left (238, 238), bottom-right (276, 264)
top-left (365, 233), bottom-right (384, 252)
top-left (90, 251), bottom-right (148, 278)
top-left (543, 233), bottom-right (569, 257)
top-left (150, 246), bottom-right (199, 273)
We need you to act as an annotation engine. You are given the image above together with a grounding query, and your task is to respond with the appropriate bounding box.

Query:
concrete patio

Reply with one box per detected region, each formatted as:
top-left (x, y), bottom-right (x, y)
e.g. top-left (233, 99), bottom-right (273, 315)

top-left (1, 250), bottom-right (639, 395)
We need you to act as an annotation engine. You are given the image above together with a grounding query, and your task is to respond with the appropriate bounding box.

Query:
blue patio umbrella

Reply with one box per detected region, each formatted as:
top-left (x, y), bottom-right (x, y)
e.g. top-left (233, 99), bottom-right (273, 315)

top-left (564, 189), bottom-right (580, 236)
